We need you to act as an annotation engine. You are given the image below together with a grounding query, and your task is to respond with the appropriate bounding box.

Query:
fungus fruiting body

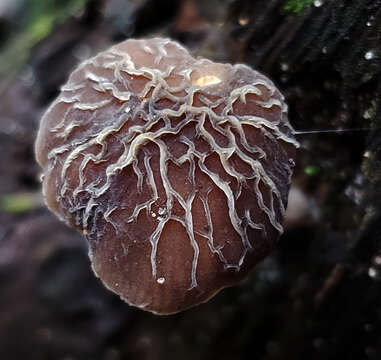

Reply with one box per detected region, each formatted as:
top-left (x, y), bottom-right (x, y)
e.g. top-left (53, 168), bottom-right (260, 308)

top-left (35, 38), bottom-right (299, 314)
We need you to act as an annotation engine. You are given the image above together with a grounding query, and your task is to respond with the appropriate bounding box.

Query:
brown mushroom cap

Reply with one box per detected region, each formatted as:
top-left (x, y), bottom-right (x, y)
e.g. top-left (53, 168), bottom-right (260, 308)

top-left (35, 38), bottom-right (299, 314)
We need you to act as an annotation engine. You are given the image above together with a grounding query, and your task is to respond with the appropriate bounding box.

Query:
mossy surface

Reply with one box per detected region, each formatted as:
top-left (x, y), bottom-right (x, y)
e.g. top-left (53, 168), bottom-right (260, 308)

top-left (283, 0), bottom-right (314, 13)
top-left (0, 0), bottom-right (88, 77)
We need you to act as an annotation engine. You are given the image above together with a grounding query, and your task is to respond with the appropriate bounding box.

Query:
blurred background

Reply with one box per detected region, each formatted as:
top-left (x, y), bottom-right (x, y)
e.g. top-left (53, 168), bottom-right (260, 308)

top-left (0, 0), bottom-right (381, 359)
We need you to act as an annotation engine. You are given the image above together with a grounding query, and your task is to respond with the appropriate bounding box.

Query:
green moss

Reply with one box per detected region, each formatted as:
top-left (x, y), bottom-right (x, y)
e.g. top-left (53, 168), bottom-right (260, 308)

top-left (0, 0), bottom-right (88, 77)
top-left (304, 164), bottom-right (320, 176)
top-left (25, 0), bottom-right (88, 33)
top-left (0, 192), bottom-right (41, 213)
top-left (28, 14), bottom-right (56, 43)
top-left (283, 0), bottom-right (314, 14)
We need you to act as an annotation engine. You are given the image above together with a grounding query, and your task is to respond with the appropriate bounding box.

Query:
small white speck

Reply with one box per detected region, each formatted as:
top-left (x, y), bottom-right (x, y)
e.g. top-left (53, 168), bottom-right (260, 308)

top-left (363, 110), bottom-right (371, 119)
top-left (143, 45), bottom-right (154, 54)
top-left (157, 277), bottom-right (165, 284)
top-left (151, 212), bottom-right (156, 218)
top-left (363, 151), bottom-right (371, 158)
top-left (314, 0), bottom-right (323, 7)
top-left (322, 47), bottom-right (327, 54)
top-left (368, 267), bottom-right (377, 278)
top-left (125, 106), bottom-right (131, 113)
top-left (365, 51), bottom-right (375, 60)
top-left (280, 63), bottom-right (289, 71)
top-left (366, 16), bottom-right (374, 27)
top-left (115, 282), bottom-right (119, 287)
top-left (158, 207), bottom-right (166, 215)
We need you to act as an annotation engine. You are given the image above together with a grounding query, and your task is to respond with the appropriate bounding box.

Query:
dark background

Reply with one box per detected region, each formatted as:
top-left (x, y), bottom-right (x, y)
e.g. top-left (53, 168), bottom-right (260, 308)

top-left (0, 0), bottom-right (380, 359)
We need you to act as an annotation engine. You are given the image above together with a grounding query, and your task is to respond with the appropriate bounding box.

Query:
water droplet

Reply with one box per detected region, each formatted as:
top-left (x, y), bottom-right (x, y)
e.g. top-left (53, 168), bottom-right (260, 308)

top-left (238, 16), bottom-right (249, 26)
top-left (363, 151), bottom-right (371, 158)
top-left (157, 277), bottom-right (165, 284)
top-left (366, 16), bottom-right (374, 27)
top-left (363, 110), bottom-right (371, 119)
top-left (314, 0), bottom-right (323, 7)
top-left (368, 267), bottom-right (377, 278)
top-left (365, 51), bottom-right (375, 60)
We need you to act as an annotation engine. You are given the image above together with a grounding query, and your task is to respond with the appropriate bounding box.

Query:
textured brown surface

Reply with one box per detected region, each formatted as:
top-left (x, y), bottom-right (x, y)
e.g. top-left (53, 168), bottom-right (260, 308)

top-left (35, 37), bottom-right (298, 314)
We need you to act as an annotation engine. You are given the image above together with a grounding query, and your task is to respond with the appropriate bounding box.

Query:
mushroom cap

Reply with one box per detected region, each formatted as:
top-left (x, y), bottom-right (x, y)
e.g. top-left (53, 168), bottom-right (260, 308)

top-left (35, 38), bottom-right (299, 314)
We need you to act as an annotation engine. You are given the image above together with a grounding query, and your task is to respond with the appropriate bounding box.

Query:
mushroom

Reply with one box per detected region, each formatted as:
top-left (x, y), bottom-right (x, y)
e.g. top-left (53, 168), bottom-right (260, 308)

top-left (35, 38), bottom-right (299, 314)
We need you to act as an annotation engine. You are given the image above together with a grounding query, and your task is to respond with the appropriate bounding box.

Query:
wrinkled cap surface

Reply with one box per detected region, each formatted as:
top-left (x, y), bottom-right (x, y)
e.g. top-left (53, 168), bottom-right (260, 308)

top-left (35, 38), bottom-right (299, 314)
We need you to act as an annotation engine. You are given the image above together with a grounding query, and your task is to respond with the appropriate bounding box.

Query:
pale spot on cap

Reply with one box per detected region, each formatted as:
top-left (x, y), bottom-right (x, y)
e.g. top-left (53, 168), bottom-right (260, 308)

top-left (193, 75), bottom-right (222, 87)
